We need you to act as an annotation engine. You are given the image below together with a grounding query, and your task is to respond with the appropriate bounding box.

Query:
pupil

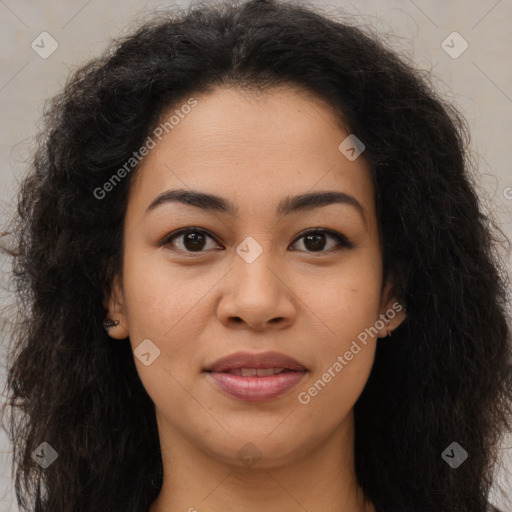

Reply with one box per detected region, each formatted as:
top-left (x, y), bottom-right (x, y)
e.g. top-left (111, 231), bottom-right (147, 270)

top-left (305, 233), bottom-right (325, 251)
top-left (185, 232), bottom-right (205, 251)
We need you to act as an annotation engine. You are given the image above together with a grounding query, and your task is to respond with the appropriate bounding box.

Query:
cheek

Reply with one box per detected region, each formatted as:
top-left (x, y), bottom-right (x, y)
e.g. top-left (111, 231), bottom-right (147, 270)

top-left (121, 245), bottom-right (206, 337)
top-left (301, 252), bottom-right (382, 395)
top-left (310, 281), bottom-right (379, 386)
top-left (120, 255), bottom-right (207, 404)
top-left (120, 250), bottom-right (219, 394)
top-left (305, 252), bottom-right (383, 336)
top-left (299, 274), bottom-right (381, 416)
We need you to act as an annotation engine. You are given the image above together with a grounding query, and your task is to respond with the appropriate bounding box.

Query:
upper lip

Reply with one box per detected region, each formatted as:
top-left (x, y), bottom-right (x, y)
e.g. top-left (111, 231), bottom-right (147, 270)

top-left (204, 351), bottom-right (307, 372)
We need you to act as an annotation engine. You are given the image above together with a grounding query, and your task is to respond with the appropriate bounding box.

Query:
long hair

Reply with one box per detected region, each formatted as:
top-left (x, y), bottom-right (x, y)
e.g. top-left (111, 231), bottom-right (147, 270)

top-left (1, 1), bottom-right (511, 511)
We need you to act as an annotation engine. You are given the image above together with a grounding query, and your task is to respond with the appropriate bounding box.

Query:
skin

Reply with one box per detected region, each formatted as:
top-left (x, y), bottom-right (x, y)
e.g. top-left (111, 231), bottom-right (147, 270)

top-left (105, 85), bottom-right (406, 512)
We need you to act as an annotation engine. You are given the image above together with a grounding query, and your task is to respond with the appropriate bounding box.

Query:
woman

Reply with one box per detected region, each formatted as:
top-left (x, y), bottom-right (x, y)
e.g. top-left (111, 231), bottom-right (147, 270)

top-left (1, 0), bottom-right (511, 511)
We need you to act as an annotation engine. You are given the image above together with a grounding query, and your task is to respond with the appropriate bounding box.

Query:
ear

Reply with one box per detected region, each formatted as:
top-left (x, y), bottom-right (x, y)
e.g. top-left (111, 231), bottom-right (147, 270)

top-left (376, 277), bottom-right (407, 338)
top-left (102, 273), bottom-right (129, 340)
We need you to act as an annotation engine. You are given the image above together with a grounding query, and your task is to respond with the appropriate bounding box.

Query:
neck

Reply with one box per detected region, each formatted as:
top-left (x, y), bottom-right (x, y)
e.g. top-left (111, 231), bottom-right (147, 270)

top-left (149, 409), bottom-right (376, 512)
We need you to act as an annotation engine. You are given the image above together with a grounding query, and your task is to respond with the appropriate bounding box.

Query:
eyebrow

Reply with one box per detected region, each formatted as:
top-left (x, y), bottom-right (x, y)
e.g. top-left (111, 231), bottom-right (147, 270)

top-left (146, 188), bottom-right (367, 226)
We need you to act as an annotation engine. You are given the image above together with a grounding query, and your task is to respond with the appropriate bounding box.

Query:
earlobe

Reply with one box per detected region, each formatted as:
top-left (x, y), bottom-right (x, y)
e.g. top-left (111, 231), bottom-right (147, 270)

top-left (377, 278), bottom-right (407, 338)
top-left (377, 299), bottom-right (407, 338)
top-left (102, 274), bottom-right (129, 340)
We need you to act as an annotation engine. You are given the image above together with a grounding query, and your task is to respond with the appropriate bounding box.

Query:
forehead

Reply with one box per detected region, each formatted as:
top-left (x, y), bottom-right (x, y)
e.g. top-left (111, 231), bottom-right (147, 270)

top-left (128, 85), bottom-right (376, 223)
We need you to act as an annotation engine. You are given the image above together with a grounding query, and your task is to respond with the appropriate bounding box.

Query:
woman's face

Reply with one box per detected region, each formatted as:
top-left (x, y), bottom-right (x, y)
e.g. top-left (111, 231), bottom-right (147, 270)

top-left (106, 85), bottom-right (405, 467)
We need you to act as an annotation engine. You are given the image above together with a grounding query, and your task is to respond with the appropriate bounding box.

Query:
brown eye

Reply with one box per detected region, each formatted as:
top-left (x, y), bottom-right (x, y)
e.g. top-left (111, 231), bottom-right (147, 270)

top-left (290, 229), bottom-right (354, 253)
top-left (162, 228), bottom-right (220, 253)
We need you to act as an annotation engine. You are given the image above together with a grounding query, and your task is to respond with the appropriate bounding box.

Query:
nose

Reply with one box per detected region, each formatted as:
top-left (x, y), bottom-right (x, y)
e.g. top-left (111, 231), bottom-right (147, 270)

top-left (216, 245), bottom-right (296, 332)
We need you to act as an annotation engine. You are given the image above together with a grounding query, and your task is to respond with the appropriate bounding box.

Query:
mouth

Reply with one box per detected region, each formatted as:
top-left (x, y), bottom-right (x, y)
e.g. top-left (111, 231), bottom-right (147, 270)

top-left (203, 350), bottom-right (308, 401)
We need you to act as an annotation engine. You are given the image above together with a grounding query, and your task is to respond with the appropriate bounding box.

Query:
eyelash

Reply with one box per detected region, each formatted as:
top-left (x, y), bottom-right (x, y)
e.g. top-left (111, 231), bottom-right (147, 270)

top-left (160, 227), bottom-right (355, 255)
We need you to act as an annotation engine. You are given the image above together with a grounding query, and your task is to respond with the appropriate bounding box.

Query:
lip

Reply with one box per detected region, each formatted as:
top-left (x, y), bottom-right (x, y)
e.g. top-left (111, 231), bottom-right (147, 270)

top-left (203, 350), bottom-right (308, 402)
top-left (205, 371), bottom-right (307, 402)
top-left (204, 350), bottom-right (307, 373)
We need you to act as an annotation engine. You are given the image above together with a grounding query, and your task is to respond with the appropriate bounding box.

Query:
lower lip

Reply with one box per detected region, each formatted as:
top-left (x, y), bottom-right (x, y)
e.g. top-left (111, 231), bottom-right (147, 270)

top-left (204, 370), bottom-right (307, 402)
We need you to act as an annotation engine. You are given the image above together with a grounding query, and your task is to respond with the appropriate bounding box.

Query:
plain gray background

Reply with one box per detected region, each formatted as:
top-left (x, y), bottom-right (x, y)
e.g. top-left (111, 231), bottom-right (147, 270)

top-left (0, 0), bottom-right (511, 511)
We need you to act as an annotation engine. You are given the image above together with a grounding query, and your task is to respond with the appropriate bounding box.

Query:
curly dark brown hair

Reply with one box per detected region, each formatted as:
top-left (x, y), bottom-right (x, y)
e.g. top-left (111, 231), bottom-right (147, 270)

top-left (1, 0), bottom-right (511, 511)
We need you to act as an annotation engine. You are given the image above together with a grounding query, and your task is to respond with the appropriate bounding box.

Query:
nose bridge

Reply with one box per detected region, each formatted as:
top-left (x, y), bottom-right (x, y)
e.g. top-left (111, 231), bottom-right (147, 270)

top-left (233, 233), bottom-right (280, 292)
